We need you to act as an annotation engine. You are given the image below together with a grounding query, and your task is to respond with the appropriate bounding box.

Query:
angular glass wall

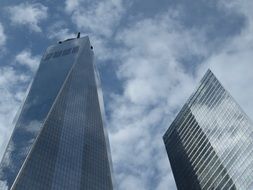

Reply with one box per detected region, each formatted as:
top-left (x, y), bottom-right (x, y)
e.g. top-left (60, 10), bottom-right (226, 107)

top-left (163, 70), bottom-right (253, 190)
top-left (0, 36), bottom-right (114, 190)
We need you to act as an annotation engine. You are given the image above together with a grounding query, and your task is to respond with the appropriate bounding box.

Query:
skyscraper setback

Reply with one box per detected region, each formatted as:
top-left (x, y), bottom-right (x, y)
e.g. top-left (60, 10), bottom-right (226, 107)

top-left (163, 70), bottom-right (253, 190)
top-left (0, 36), bottom-right (114, 189)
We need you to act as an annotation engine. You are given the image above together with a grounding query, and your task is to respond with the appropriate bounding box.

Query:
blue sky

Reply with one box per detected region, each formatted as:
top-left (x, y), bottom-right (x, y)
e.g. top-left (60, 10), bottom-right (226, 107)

top-left (0, 0), bottom-right (253, 189)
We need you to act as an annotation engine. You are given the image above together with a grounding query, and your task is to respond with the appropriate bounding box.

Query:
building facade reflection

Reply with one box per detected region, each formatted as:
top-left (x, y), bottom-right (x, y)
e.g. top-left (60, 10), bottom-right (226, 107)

top-left (164, 70), bottom-right (253, 190)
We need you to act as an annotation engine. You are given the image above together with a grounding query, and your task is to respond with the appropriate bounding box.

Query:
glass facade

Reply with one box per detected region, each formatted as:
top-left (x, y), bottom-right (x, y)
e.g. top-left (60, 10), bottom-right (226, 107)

top-left (0, 37), bottom-right (114, 190)
top-left (163, 70), bottom-right (253, 190)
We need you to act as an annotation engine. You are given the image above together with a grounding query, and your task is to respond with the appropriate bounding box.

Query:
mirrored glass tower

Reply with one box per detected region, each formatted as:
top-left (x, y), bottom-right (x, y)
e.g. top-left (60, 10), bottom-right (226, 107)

top-left (163, 70), bottom-right (253, 190)
top-left (0, 36), bottom-right (114, 190)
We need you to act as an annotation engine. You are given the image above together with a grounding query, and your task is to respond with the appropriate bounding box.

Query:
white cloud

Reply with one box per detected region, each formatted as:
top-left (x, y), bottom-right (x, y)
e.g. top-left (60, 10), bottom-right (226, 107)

top-left (108, 11), bottom-right (209, 190)
top-left (66, 0), bottom-right (124, 38)
top-left (114, 13), bottom-right (204, 107)
top-left (15, 49), bottom-right (40, 72)
top-left (0, 23), bottom-right (6, 48)
top-left (65, 0), bottom-right (81, 13)
top-left (118, 174), bottom-right (147, 190)
top-left (48, 28), bottom-right (75, 40)
top-left (6, 2), bottom-right (48, 32)
top-left (47, 21), bottom-right (76, 41)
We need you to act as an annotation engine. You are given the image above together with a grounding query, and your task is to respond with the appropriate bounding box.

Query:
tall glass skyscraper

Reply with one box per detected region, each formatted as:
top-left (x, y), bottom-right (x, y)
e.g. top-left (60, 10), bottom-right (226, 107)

top-left (163, 70), bottom-right (253, 190)
top-left (0, 36), bottom-right (114, 190)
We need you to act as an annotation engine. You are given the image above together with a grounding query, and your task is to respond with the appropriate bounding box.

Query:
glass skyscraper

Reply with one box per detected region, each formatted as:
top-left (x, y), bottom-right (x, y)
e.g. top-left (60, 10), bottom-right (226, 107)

top-left (0, 36), bottom-right (114, 190)
top-left (163, 70), bottom-right (253, 190)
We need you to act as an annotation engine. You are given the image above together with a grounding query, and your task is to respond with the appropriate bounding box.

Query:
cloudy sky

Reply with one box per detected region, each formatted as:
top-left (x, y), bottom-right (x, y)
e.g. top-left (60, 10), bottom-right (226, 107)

top-left (0, 0), bottom-right (253, 189)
